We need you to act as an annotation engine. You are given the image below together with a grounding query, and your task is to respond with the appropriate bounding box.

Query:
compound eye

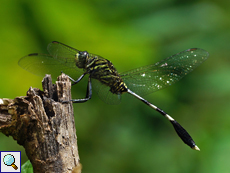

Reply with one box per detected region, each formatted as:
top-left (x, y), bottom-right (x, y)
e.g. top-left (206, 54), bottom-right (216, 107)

top-left (75, 51), bottom-right (88, 68)
top-left (80, 51), bottom-right (88, 58)
top-left (83, 51), bottom-right (88, 56)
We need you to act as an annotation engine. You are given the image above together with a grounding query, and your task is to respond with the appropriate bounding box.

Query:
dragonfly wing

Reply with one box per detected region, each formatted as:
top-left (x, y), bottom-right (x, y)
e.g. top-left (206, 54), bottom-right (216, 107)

top-left (47, 41), bottom-right (80, 59)
top-left (18, 53), bottom-right (82, 80)
top-left (121, 48), bottom-right (209, 96)
top-left (91, 78), bottom-right (122, 105)
top-left (19, 41), bottom-right (84, 80)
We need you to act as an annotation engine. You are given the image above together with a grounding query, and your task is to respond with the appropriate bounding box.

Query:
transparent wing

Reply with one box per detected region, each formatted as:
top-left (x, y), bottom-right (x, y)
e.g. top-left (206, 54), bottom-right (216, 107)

top-left (121, 48), bottom-right (209, 96)
top-left (91, 79), bottom-right (122, 105)
top-left (18, 41), bottom-right (84, 80)
top-left (47, 41), bottom-right (80, 59)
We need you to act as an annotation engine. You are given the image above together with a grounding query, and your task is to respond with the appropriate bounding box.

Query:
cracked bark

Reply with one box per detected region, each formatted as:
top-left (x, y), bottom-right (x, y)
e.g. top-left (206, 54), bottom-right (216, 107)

top-left (0, 74), bottom-right (81, 173)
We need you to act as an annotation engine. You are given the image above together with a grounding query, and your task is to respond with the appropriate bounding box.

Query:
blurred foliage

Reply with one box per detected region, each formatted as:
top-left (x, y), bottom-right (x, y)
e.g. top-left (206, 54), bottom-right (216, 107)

top-left (0, 0), bottom-right (230, 173)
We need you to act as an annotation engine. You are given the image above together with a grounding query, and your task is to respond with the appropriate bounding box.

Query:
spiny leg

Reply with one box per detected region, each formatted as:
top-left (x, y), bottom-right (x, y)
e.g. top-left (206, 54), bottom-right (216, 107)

top-left (127, 89), bottom-right (200, 151)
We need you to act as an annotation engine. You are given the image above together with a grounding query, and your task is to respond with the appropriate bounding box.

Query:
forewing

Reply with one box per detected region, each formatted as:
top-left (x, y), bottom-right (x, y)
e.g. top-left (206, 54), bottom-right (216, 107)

top-left (121, 48), bottom-right (209, 96)
top-left (18, 53), bottom-right (82, 80)
top-left (18, 41), bottom-right (84, 80)
top-left (47, 41), bottom-right (79, 59)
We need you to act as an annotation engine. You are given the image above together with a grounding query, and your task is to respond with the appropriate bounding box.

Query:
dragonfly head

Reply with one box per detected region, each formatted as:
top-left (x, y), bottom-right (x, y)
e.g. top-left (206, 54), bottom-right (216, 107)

top-left (75, 51), bottom-right (88, 68)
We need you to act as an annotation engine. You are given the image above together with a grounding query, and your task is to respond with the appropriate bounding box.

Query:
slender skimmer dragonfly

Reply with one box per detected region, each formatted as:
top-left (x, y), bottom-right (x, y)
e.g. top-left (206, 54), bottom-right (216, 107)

top-left (18, 41), bottom-right (209, 150)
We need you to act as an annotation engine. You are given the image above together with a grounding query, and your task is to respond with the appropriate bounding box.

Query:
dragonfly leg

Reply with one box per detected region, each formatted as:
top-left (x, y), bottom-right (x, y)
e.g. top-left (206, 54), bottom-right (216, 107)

top-left (61, 71), bottom-right (86, 85)
top-left (127, 89), bottom-right (200, 151)
top-left (71, 73), bottom-right (87, 86)
top-left (62, 77), bottom-right (92, 103)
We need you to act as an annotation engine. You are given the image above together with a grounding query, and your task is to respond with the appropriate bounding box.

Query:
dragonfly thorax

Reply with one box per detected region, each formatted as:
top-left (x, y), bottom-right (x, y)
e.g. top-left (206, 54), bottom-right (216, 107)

top-left (86, 56), bottom-right (128, 94)
top-left (75, 51), bottom-right (88, 68)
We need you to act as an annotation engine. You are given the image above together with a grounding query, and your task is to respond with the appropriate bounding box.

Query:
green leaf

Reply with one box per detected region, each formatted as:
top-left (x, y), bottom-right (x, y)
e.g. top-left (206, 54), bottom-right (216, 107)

top-left (21, 160), bottom-right (33, 173)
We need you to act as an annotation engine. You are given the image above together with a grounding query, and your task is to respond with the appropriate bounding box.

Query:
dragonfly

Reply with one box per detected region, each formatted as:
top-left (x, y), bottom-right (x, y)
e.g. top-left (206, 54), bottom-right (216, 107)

top-left (18, 41), bottom-right (209, 150)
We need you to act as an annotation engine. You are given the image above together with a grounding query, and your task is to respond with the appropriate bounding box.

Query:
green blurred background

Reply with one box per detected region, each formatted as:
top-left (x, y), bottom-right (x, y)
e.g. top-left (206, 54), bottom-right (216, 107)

top-left (0, 0), bottom-right (230, 172)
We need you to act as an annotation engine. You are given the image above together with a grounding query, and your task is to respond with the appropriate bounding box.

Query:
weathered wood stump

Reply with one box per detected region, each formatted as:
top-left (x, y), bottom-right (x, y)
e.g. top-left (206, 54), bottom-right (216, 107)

top-left (0, 74), bottom-right (81, 173)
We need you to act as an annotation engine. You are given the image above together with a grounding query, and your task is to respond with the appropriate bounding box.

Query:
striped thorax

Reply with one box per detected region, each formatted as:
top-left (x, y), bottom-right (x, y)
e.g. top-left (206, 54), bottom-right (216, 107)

top-left (75, 51), bottom-right (128, 94)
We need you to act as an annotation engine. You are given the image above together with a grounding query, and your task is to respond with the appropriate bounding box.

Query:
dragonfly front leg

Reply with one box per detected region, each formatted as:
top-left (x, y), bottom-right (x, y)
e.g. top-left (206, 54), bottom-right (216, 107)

top-left (71, 77), bottom-right (92, 103)
top-left (62, 72), bottom-right (86, 85)
top-left (62, 77), bottom-right (92, 103)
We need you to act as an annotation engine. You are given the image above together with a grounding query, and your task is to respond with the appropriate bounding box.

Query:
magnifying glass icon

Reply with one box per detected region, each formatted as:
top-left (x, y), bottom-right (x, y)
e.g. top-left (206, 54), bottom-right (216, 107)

top-left (3, 154), bottom-right (18, 170)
